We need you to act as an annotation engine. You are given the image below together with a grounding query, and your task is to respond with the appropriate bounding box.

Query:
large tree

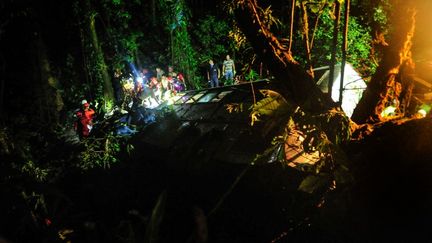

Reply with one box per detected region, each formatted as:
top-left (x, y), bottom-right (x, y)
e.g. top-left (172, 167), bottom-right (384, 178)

top-left (232, 0), bottom-right (336, 112)
top-left (233, 0), bottom-right (420, 125)
top-left (233, 0), bottom-right (432, 239)
top-left (351, 0), bottom-right (416, 123)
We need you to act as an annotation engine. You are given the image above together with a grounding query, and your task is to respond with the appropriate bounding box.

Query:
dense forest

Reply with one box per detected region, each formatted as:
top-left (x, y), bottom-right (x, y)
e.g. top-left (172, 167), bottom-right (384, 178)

top-left (2, 0), bottom-right (432, 242)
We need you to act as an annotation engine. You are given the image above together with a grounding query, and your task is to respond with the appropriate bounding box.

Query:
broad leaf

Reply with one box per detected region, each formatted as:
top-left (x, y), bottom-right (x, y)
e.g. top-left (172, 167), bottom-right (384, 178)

top-left (298, 174), bottom-right (330, 193)
top-left (249, 90), bottom-right (289, 125)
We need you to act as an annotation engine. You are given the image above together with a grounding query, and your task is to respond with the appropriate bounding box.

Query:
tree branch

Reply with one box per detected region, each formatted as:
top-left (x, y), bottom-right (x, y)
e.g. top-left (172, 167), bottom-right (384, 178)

top-left (233, 0), bottom-right (335, 112)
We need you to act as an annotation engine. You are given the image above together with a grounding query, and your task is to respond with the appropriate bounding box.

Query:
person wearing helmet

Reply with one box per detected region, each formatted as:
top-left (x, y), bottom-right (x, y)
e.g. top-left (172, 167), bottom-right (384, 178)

top-left (74, 100), bottom-right (95, 139)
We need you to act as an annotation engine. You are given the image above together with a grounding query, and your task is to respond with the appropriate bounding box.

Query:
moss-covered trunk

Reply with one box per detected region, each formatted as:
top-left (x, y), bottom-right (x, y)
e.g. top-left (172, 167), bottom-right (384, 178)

top-left (89, 13), bottom-right (115, 109)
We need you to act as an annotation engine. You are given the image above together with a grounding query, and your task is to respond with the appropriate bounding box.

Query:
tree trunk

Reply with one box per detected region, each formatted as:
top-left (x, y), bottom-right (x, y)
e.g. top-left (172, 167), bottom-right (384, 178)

top-left (351, 1), bottom-right (416, 124)
top-left (34, 33), bottom-right (63, 126)
top-left (233, 0), bottom-right (335, 112)
top-left (300, 2), bottom-right (314, 77)
top-left (89, 13), bottom-right (115, 109)
top-left (398, 60), bottom-right (415, 115)
top-left (288, 0), bottom-right (295, 54)
top-left (338, 0), bottom-right (350, 104)
top-left (328, 1), bottom-right (341, 98)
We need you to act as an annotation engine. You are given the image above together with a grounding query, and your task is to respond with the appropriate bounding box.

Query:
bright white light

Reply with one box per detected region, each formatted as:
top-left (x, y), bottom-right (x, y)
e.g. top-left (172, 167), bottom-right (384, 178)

top-left (166, 95), bottom-right (176, 105)
top-left (331, 63), bottom-right (367, 118)
top-left (142, 97), bottom-right (159, 109)
top-left (123, 81), bottom-right (134, 91)
top-left (381, 106), bottom-right (396, 117)
top-left (418, 109), bottom-right (427, 117)
top-left (163, 90), bottom-right (173, 101)
top-left (136, 76), bottom-right (143, 84)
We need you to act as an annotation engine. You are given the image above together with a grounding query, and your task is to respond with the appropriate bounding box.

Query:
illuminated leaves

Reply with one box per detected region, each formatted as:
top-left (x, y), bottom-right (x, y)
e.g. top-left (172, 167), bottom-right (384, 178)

top-left (261, 5), bottom-right (282, 29)
top-left (249, 89), bottom-right (289, 126)
top-left (225, 103), bottom-right (244, 113)
top-left (58, 229), bottom-right (74, 241)
top-left (228, 25), bottom-right (248, 51)
top-left (247, 88), bottom-right (352, 194)
top-left (78, 132), bottom-right (132, 170)
top-left (20, 160), bottom-right (51, 182)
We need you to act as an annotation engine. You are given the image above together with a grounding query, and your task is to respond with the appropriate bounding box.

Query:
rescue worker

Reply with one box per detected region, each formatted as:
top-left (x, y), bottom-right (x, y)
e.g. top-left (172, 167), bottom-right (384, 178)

top-left (74, 100), bottom-right (95, 139)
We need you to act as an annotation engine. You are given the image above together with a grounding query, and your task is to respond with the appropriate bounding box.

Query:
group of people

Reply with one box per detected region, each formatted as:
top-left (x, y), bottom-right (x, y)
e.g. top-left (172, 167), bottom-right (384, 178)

top-left (120, 65), bottom-right (187, 109)
top-left (74, 65), bottom-right (187, 139)
top-left (73, 56), bottom-right (237, 138)
top-left (207, 55), bottom-right (236, 88)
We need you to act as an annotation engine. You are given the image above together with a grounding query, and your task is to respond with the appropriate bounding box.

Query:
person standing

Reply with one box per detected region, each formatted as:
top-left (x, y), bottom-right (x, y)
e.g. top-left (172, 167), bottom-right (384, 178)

top-left (167, 65), bottom-right (177, 78)
top-left (113, 68), bottom-right (124, 104)
top-left (74, 100), bottom-right (95, 139)
top-left (156, 67), bottom-right (164, 82)
top-left (222, 54), bottom-right (236, 85)
top-left (207, 59), bottom-right (220, 88)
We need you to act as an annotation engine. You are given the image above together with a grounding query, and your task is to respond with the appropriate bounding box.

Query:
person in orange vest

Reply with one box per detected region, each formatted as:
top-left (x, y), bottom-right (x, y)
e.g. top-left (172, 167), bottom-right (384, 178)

top-left (74, 100), bottom-right (95, 139)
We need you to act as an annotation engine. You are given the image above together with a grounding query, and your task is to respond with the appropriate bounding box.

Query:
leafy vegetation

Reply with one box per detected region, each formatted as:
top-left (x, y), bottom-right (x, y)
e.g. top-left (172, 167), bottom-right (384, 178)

top-left (159, 0), bottom-right (201, 89)
top-left (192, 15), bottom-right (232, 63)
top-left (249, 89), bottom-right (352, 194)
top-left (3, 0), bottom-right (431, 241)
top-left (77, 133), bottom-right (132, 170)
top-left (292, 1), bottom-right (374, 77)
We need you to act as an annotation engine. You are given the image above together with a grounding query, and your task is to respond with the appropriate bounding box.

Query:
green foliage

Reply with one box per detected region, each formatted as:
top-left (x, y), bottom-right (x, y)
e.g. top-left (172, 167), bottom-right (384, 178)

top-left (347, 0), bottom-right (391, 73)
top-left (249, 90), bottom-right (290, 126)
top-left (250, 90), bottom-right (352, 194)
top-left (245, 69), bottom-right (258, 81)
top-left (291, 108), bottom-right (352, 193)
top-left (345, 18), bottom-right (376, 76)
top-left (293, 5), bottom-right (374, 76)
top-left (228, 23), bottom-right (256, 80)
top-left (100, 96), bottom-right (114, 111)
top-left (72, 2), bottom-right (109, 104)
top-left (102, 0), bottom-right (144, 63)
top-left (20, 160), bottom-right (51, 182)
top-left (293, 107), bottom-right (352, 192)
top-left (373, 4), bottom-right (388, 26)
top-left (354, 0), bottom-right (391, 31)
top-left (192, 15), bottom-right (232, 63)
top-left (226, 0), bottom-right (287, 81)
top-left (1, 127), bottom-right (66, 184)
top-left (159, 0), bottom-right (201, 89)
top-left (77, 133), bottom-right (128, 170)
